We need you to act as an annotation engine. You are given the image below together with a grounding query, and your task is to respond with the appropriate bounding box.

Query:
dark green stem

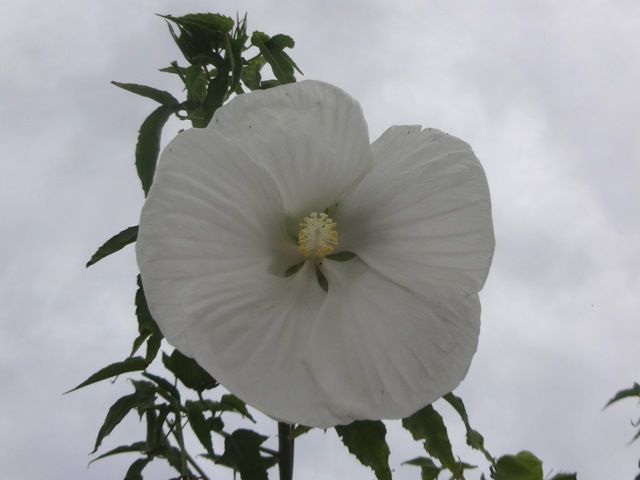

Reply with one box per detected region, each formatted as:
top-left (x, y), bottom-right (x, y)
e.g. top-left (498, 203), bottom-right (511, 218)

top-left (278, 422), bottom-right (295, 480)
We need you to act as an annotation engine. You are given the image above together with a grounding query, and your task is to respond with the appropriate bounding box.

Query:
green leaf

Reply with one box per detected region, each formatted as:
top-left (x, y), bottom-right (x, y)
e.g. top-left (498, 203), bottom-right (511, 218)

top-left (136, 104), bottom-right (179, 196)
top-left (202, 72), bottom-right (229, 125)
top-left (89, 441), bottom-right (147, 464)
top-left (65, 357), bottom-right (147, 393)
top-left (185, 400), bottom-right (214, 456)
top-left (326, 251), bottom-right (356, 262)
top-left (161, 13), bottom-right (234, 35)
top-left (93, 381), bottom-right (155, 453)
top-left (241, 56), bottom-right (265, 91)
top-left (403, 456), bottom-right (441, 480)
top-left (443, 392), bottom-right (493, 463)
top-left (160, 13), bottom-right (232, 65)
top-left (291, 424), bottom-right (312, 439)
top-left (605, 382), bottom-right (640, 408)
top-left (141, 372), bottom-right (180, 405)
top-left (131, 276), bottom-right (163, 359)
top-left (162, 349), bottom-right (218, 392)
top-left (86, 226), bottom-right (138, 267)
top-left (335, 420), bottom-right (391, 480)
top-left (124, 457), bottom-right (152, 480)
top-left (218, 394), bottom-right (255, 422)
top-left (251, 31), bottom-right (301, 84)
top-left (494, 451), bottom-right (543, 480)
top-left (549, 474), bottom-right (578, 480)
top-left (220, 429), bottom-right (269, 480)
top-left (402, 404), bottom-right (461, 478)
top-left (111, 82), bottom-right (179, 105)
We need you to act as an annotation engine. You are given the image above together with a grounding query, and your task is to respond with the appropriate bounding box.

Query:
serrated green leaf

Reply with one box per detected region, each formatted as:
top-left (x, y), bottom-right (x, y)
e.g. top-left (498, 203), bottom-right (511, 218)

top-left (605, 382), bottom-right (640, 408)
top-left (131, 277), bottom-right (163, 359)
top-left (402, 404), bottom-right (461, 478)
top-left (91, 382), bottom-right (155, 453)
top-left (220, 429), bottom-right (269, 480)
top-left (494, 451), bottom-right (543, 480)
top-left (89, 442), bottom-right (147, 465)
top-left (336, 420), bottom-right (391, 480)
top-left (144, 332), bottom-right (163, 364)
top-left (218, 394), bottom-right (255, 422)
top-left (241, 56), bottom-right (265, 91)
top-left (141, 372), bottom-right (180, 405)
top-left (65, 357), bottom-right (147, 393)
top-left (162, 349), bottom-right (218, 392)
top-left (185, 400), bottom-right (214, 456)
top-left (161, 13), bottom-right (234, 34)
top-left (160, 14), bottom-right (231, 66)
top-left (162, 444), bottom-right (188, 475)
top-left (111, 82), bottom-right (179, 105)
top-left (86, 226), bottom-right (138, 267)
top-left (250, 31), bottom-right (301, 84)
top-left (124, 457), bottom-right (152, 480)
top-left (443, 392), bottom-right (493, 464)
top-left (136, 104), bottom-right (179, 196)
top-left (403, 456), bottom-right (441, 480)
top-left (291, 424), bottom-right (312, 439)
top-left (549, 474), bottom-right (577, 480)
top-left (202, 72), bottom-right (229, 125)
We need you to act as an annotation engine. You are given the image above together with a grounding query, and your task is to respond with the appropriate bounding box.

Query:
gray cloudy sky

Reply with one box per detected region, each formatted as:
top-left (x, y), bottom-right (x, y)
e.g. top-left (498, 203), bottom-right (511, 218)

top-left (1, 0), bottom-right (639, 478)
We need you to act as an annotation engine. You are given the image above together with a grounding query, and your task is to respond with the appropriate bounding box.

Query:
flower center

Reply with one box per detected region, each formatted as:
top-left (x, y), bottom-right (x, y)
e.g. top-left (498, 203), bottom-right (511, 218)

top-left (297, 212), bottom-right (338, 258)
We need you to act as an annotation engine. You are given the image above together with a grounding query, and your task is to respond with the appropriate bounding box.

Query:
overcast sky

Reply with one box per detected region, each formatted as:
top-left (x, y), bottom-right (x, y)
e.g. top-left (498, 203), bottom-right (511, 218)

top-left (1, 0), bottom-right (639, 478)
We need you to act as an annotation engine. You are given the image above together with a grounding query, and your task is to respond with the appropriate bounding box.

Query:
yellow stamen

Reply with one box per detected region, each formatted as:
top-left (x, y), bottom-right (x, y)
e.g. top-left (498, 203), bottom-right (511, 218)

top-left (297, 212), bottom-right (338, 258)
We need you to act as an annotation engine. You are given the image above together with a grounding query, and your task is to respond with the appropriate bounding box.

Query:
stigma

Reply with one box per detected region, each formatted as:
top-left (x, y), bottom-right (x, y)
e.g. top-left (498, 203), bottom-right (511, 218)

top-left (298, 212), bottom-right (338, 258)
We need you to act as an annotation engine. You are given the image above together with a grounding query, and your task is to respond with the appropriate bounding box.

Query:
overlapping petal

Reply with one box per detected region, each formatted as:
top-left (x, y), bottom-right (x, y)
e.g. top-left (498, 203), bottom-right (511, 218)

top-left (208, 80), bottom-right (373, 219)
top-left (306, 259), bottom-right (480, 425)
top-left (136, 128), bottom-right (294, 356)
top-left (136, 82), bottom-right (494, 427)
top-left (336, 126), bottom-right (495, 297)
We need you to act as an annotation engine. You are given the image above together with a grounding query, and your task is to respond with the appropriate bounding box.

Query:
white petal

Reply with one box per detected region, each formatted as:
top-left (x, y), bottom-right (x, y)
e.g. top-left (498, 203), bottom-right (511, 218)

top-left (337, 127), bottom-right (495, 297)
top-left (305, 259), bottom-right (480, 425)
top-left (183, 262), bottom-right (337, 427)
top-left (209, 80), bottom-right (373, 219)
top-left (137, 128), bottom-right (296, 356)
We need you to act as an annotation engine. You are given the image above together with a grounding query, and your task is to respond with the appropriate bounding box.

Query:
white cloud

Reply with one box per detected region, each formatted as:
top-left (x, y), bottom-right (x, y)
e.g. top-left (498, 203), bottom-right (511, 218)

top-left (1, 0), bottom-right (638, 478)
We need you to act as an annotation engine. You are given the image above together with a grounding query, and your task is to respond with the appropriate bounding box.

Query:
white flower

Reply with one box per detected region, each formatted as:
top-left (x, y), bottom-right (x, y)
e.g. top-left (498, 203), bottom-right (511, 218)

top-left (136, 80), bottom-right (495, 427)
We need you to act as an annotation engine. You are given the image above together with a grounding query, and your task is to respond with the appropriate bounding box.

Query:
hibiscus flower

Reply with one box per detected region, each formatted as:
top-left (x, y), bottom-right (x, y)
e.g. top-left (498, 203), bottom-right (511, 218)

top-left (136, 80), bottom-right (494, 427)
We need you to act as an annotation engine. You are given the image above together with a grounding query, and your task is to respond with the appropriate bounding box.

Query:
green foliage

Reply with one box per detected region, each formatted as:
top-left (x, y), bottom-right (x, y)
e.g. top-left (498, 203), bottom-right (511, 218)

top-left (132, 276), bottom-right (163, 361)
top-left (162, 349), bottom-right (218, 392)
top-left (220, 430), bottom-right (270, 480)
top-left (605, 382), bottom-right (640, 409)
top-left (493, 451), bottom-right (543, 480)
top-left (111, 82), bottom-right (179, 105)
top-left (606, 382), bottom-right (640, 477)
top-left (403, 456), bottom-right (442, 480)
top-left (444, 392), bottom-right (494, 465)
top-left (86, 226), bottom-right (138, 267)
top-left (66, 357), bottom-right (147, 393)
top-left (135, 104), bottom-right (181, 196)
top-left (93, 380), bottom-right (156, 452)
top-left (403, 404), bottom-right (462, 478)
top-left (336, 420), bottom-right (392, 480)
top-left (250, 32), bottom-right (301, 84)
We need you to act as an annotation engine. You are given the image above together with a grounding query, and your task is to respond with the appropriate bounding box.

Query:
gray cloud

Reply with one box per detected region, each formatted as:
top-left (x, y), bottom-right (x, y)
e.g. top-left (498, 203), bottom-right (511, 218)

top-left (1, 0), bottom-right (638, 478)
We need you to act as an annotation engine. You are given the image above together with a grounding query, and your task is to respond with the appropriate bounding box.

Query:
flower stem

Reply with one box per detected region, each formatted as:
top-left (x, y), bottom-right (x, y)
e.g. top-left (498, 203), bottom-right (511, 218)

top-left (278, 422), bottom-right (295, 480)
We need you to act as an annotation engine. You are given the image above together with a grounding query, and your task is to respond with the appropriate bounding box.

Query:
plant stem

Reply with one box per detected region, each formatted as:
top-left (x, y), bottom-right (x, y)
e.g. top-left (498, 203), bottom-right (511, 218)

top-left (278, 422), bottom-right (295, 480)
top-left (170, 424), bottom-right (211, 480)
